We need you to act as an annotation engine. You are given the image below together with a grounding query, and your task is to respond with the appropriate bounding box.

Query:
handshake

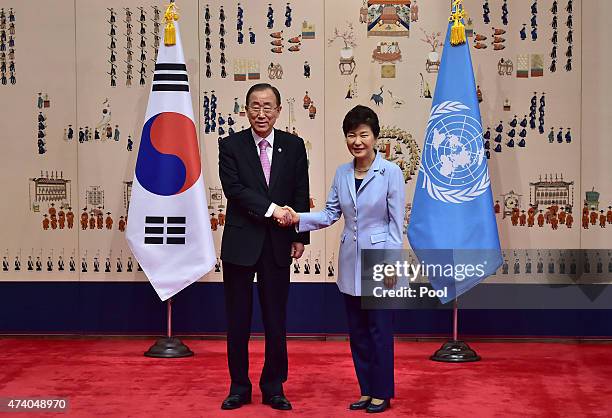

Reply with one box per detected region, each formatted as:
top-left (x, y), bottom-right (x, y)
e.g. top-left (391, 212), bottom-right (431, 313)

top-left (273, 205), bottom-right (299, 227)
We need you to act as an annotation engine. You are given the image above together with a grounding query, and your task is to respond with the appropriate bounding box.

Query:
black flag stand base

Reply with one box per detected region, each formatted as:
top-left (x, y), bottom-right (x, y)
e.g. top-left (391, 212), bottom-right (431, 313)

top-left (144, 336), bottom-right (194, 358)
top-left (145, 298), bottom-right (194, 358)
top-left (430, 298), bottom-right (481, 363)
top-left (430, 340), bottom-right (481, 362)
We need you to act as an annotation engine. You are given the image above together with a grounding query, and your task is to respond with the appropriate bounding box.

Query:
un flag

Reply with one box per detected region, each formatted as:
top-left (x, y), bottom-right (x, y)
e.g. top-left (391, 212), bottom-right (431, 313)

top-left (407, 19), bottom-right (502, 303)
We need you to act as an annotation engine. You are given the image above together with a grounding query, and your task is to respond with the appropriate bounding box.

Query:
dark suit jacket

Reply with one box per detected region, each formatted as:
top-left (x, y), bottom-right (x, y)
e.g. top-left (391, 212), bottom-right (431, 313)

top-left (219, 128), bottom-right (310, 267)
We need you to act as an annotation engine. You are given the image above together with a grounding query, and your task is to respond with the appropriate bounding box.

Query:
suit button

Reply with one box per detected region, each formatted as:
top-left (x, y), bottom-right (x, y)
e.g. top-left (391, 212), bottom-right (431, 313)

top-left (354, 217), bottom-right (357, 221)
top-left (353, 236), bottom-right (357, 241)
top-left (353, 206), bottom-right (356, 210)
top-left (353, 226), bottom-right (357, 231)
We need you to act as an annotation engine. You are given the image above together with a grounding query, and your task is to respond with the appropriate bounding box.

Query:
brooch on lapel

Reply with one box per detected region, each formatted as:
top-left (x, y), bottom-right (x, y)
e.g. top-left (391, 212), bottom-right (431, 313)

top-left (379, 168), bottom-right (386, 175)
top-left (277, 148), bottom-right (282, 153)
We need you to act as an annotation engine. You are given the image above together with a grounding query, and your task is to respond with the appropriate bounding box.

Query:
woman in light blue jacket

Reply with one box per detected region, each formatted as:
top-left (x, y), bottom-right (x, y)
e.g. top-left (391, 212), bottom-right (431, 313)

top-left (286, 105), bottom-right (405, 413)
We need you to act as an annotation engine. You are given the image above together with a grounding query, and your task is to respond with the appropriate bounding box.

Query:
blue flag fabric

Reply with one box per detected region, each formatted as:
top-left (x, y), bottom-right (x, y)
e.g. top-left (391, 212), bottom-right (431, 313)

top-left (407, 20), bottom-right (502, 303)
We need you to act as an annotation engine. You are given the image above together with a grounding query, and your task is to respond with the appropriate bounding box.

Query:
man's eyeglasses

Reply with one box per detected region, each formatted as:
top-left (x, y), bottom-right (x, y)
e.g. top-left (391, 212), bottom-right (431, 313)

top-left (246, 106), bottom-right (278, 116)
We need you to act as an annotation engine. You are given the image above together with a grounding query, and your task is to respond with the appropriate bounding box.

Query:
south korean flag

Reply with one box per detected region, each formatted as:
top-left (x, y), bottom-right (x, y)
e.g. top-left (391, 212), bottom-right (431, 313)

top-left (127, 18), bottom-right (216, 301)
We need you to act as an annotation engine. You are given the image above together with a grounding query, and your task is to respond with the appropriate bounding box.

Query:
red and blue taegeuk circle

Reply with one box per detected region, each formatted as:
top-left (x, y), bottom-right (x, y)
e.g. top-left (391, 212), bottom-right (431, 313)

top-left (135, 112), bottom-right (201, 196)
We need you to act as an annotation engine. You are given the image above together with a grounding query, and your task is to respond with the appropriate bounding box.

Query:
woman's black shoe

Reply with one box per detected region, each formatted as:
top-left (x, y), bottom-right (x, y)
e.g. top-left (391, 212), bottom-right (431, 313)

top-left (366, 399), bottom-right (390, 413)
top-left (349, 398), bottom-right (371, 410)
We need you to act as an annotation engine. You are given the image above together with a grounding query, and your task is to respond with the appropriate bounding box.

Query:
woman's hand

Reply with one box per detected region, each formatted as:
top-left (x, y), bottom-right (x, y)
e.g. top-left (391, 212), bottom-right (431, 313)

top-left (283, 206), bottom-right (300, 226)
top-left (383, 273), bottom-right (397, 290)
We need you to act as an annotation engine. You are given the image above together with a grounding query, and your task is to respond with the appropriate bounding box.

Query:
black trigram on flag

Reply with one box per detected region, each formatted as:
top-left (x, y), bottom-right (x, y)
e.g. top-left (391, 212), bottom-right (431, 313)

top-left (152, 63), bottom-right (189, 92)
top-left (144, 216), bottom-right (186, 245)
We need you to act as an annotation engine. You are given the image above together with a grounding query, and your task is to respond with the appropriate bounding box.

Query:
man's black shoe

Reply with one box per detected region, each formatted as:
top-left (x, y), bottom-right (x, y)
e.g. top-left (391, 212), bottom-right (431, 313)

top-left (262, 394), bottom-right (292, 410)
top-left (221, 394), bottom-right (251, 410)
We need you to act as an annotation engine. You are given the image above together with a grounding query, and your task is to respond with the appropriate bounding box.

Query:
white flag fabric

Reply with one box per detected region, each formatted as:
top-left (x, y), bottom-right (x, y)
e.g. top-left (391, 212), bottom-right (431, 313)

top-left (126, 21), bottom-right (215, 301)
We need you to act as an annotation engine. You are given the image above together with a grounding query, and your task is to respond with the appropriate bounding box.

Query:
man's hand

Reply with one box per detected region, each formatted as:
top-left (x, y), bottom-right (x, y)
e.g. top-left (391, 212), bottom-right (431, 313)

top-left (273, 206), bottom-right (292, 227)
top-left (291, 242), bottom-right (304, 259)
top-left (283, 206), bottom-right (300, 226)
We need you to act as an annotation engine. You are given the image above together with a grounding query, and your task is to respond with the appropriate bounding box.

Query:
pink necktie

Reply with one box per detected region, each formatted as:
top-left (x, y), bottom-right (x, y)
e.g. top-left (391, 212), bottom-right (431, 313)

top-left (258, 139), bottom-right (271, 185)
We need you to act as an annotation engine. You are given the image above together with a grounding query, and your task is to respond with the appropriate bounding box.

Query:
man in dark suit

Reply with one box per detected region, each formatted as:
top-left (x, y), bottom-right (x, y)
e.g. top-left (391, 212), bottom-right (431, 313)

top-left (218, 83), bottom-right (310, 411)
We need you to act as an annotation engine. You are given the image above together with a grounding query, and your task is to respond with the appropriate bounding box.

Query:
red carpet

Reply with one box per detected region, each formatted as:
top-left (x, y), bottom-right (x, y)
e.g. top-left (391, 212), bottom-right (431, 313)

top-left (0, 338), bottom-right (611, 417)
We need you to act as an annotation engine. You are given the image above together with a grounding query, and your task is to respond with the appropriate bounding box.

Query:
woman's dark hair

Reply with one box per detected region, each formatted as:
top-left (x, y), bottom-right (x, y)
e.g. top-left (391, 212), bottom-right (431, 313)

top-left (342, 105), bottom-right (380, 138)
top-left (246, 83), bottom-right (281, 107)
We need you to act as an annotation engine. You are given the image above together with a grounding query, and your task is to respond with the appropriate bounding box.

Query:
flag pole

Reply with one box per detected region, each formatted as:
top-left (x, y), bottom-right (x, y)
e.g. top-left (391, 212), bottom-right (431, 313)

top-left (453, 297), bottom-right (458, 341)
top-left (128, 0), bottom-right (212, 357)
top-left (430, 297), bottom-right (481, 362)
top-left (145, 298), bottom-right (194, 358)
top-left (431, 1), bottom-right (479, 361)
top-left (167, 297), bottom-right (172, 338)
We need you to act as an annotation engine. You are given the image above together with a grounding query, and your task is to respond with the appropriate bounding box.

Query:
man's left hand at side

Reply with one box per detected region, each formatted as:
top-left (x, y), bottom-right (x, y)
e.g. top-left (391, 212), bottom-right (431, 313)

top-left (290, 242), bottom-right (304, 259)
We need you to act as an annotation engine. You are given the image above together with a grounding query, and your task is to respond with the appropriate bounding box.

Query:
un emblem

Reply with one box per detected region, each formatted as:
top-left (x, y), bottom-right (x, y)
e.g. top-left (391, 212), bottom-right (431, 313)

top-left (421, 101), bottom-right (490, 204)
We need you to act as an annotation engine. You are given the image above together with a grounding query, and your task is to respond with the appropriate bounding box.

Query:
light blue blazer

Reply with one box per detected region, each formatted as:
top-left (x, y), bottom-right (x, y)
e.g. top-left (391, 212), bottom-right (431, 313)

top-left (298, 152), bottom-right (405, 296)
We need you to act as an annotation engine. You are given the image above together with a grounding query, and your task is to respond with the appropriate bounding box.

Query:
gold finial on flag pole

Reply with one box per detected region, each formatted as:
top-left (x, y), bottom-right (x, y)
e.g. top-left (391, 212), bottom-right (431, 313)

top-left (449, 0), bottom-right (467, 46)
top-left (164, 0), bottom-right (180, 46)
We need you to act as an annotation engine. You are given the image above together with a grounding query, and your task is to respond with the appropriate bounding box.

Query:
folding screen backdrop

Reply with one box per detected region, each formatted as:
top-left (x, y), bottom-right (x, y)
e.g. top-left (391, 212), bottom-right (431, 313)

top-left (1, 0), bottom-right (611, 290)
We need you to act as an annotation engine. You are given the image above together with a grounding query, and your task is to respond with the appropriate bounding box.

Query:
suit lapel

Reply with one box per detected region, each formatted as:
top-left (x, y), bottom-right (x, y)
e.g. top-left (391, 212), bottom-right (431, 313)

top-left (244, 130), bottom-right (268, 190)
top-left (356, 152), bottom-right (383, 195)
top-left (346, 165), bottom-right (357, 204)
top-left (268, 130), bottom-right (287, 191)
